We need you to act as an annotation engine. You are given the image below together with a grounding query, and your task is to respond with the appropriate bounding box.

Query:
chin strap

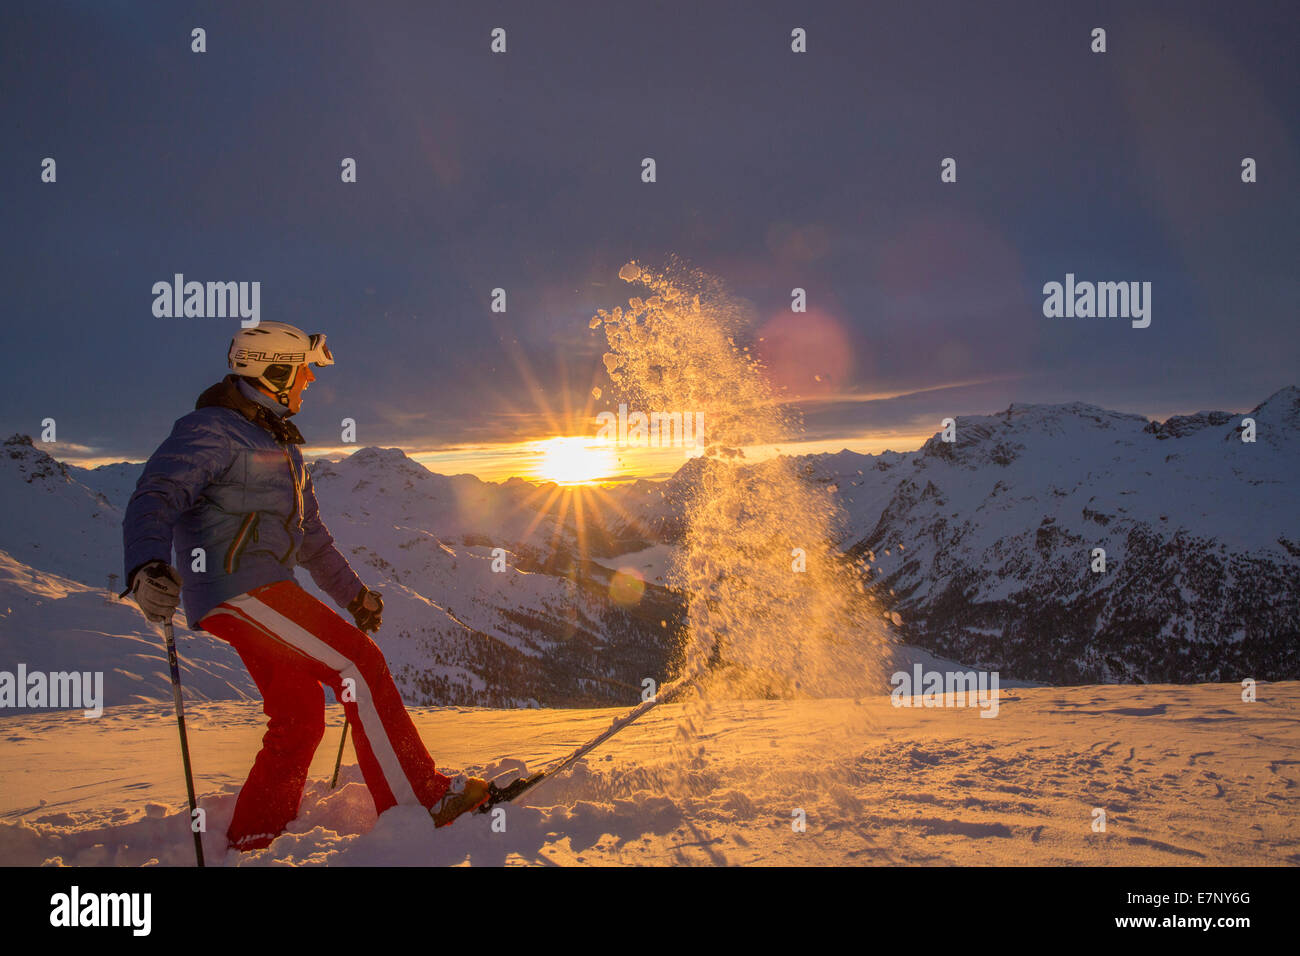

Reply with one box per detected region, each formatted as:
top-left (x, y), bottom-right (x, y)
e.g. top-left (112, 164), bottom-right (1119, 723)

top-left (196, 376), bottom-right (305, 443)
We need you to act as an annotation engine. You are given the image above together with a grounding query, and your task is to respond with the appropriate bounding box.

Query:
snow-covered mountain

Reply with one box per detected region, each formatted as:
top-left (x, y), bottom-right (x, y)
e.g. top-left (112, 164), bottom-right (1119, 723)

top-left (4, 434), bottom-right (676, 709)
top-left (2, 386), bottom-right (1294, 707)
top-left (842, 387), bottom-right (1299, 684)
top-left (1, 435), bottom-right (123, 588)
top-left (603, 387), bottom-right (1300, 684)
top-left (291, 448), bottom-right (677, 707)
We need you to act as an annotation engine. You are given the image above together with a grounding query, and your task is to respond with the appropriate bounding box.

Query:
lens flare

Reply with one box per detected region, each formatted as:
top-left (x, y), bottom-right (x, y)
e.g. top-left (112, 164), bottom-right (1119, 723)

top-left (609, 567), bottom-right (646, 606)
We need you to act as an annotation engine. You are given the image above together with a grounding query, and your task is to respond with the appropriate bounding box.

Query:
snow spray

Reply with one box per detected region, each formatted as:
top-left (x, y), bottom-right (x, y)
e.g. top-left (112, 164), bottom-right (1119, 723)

top-left (591, 259), bottom-right (889, 720)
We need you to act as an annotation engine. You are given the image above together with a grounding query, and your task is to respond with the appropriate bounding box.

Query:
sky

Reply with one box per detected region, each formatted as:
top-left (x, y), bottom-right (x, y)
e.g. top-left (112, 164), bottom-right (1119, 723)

top-left (2, 0), bottom-right (1296, 482)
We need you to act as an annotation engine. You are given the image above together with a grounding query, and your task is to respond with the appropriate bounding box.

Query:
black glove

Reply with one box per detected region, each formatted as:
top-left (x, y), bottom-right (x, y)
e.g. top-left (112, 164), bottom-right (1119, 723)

top-left (124, 560), bottom-right (182, 623)
top-left (347, 587), bottom-right (383, 633)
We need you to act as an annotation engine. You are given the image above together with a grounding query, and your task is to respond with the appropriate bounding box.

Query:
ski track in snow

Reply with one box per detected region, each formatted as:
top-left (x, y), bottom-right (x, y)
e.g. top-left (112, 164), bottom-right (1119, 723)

top-left (2, 682), bottom-right (1296, 866)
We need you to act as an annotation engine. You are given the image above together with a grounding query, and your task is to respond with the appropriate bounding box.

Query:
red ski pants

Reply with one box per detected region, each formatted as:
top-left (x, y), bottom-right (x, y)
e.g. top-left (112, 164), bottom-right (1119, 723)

top-left (199, 581), bottom-right (450, 851)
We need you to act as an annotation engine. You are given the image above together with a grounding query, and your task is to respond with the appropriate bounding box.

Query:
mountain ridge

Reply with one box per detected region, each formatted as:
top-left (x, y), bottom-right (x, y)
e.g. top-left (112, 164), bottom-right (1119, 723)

top-left (1, 385), bottom-right (1294, 699)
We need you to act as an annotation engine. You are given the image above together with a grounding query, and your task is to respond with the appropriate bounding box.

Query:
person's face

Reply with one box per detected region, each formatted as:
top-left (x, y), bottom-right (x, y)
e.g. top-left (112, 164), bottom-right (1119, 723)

top-left (286, 364), bottom-right (315, 414)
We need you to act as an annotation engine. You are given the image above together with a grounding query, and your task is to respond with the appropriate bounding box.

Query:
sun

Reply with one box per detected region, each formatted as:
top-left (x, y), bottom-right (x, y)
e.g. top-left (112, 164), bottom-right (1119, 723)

top-left (534, 437), bottom-right (617, 485)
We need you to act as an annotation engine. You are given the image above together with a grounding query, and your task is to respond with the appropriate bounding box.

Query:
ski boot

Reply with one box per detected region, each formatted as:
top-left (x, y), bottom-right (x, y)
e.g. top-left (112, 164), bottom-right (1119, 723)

top-left (431, 775), bottom-right (492, 828)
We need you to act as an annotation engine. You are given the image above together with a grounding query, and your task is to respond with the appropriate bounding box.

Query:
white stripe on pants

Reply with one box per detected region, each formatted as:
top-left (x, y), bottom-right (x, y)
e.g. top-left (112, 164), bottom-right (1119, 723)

top-left (219, 591), bottom-right (421, 806)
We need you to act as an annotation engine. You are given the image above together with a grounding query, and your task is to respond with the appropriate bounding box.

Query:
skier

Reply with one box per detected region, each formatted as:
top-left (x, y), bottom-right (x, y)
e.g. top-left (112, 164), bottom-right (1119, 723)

top-left (122, 321), bottom-right (489, 851)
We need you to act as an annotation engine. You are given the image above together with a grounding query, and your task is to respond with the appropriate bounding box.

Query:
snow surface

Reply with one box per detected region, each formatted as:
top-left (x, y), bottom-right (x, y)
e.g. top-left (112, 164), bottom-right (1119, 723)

top-left (2, 681), bottom-right (1295, 866)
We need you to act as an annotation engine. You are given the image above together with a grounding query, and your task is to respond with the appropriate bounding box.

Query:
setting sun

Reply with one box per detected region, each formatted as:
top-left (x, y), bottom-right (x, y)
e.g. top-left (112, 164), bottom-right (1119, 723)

top-left (534, 437), bottom-right (617, 485)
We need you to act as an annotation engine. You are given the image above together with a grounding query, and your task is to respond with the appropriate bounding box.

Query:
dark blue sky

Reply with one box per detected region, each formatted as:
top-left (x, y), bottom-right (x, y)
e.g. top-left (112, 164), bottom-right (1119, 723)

top-left (2, 0), bottom-right (1296, 472)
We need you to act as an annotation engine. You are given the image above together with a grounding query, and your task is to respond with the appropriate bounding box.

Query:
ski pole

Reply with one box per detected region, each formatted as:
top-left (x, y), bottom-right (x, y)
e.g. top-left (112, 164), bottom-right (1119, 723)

top-left (332, 601), bottom-right (378, 789)
top-left (162, 618), bottom-right (205, 867)
top-left (329, 717), bottom-right (349, 789)
top-left (478, 663), bottom-right (709, 812)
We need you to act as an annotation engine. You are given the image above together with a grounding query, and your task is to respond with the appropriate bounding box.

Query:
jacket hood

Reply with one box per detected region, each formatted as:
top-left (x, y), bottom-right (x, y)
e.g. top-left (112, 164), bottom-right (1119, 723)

top-left (196, 375), bottom-right (305, 445)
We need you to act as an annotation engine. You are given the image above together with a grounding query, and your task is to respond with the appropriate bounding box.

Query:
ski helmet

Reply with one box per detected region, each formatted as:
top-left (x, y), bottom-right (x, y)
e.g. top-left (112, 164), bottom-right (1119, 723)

top-left (228, 321), bottom-right (334, 406)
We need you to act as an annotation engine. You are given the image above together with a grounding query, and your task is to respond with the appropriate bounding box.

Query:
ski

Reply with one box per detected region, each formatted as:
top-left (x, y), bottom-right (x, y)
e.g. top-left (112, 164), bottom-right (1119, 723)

top-left (476, 667), bottom-right (703, 813)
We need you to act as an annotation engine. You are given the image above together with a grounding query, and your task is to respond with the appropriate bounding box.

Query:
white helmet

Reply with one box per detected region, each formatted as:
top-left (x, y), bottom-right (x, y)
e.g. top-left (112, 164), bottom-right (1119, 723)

top-left (228, 321), bottom-right (334, 405)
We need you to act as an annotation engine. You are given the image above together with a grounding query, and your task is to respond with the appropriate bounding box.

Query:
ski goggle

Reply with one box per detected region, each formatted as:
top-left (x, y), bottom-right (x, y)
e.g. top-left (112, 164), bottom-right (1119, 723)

top-left (307, 334), bottom-right (335, 367)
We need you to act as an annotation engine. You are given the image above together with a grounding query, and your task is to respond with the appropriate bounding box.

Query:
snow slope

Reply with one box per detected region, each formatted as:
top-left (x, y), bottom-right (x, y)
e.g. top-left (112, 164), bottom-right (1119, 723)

top-left (0, 549), bottom-right (255, 705)
top-left (1, 681), bottom-right (1295, 866)
top-left (1, 436), bottom-right (122, 588)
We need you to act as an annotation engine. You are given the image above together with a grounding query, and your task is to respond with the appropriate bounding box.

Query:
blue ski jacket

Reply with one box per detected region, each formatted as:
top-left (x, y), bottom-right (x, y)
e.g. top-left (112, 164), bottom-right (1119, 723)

top-left (123, 376), bottom-right (364, 629)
